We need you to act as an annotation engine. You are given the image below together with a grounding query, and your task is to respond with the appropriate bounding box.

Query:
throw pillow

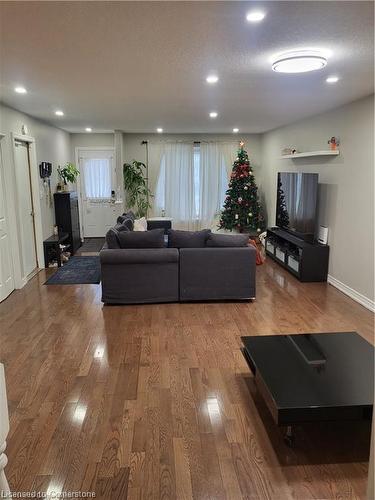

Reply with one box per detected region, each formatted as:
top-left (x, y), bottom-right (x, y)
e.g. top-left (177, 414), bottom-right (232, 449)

top-left (206, 233), bottom-right (249, 247)
top-left (134, 217), bottom-right (147, 231)
top-left (168, 229), bottom-right (211, 248)
top-left (117, 228), bottom-right (165, 249)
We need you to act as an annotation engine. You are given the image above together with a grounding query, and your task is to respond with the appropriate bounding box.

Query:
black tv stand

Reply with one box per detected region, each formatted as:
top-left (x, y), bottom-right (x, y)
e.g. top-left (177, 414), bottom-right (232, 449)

top-left (266, 227), bottom-right (329, 282)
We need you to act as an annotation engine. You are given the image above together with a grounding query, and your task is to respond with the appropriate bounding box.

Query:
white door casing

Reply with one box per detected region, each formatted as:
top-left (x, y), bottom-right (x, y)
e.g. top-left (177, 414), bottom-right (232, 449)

top-left (13, 140), bottom-right (37, 278)
top-left (0, 364), bottom-right (10, 498)
top-left (10, 134), bottom-right (44, 285)
top-left (0, 135), bottom-right (14, 302)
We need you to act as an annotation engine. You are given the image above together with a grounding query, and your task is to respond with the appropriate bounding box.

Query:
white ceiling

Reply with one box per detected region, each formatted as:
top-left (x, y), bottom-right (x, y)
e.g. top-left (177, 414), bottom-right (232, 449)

top-left (0, 1), bottom-right (373, 133)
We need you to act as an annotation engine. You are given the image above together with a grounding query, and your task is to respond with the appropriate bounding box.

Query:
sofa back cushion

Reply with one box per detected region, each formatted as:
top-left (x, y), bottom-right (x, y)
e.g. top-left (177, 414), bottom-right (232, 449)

top-left (106, 223), bottom-right (131, 249)
top-left (117, 213), bottom-right (134, 231)
top-left (168, 229), bottom-right (211, 248)
top-left (206, 233), bottom-right (249, 247)
top-left (118, 228), bottom-right (165, 249)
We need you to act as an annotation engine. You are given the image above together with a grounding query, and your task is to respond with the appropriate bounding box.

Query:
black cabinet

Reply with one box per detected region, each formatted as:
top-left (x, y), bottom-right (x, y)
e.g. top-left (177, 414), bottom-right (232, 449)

top-left (54, 192), bottom-right (81, 255)
top-left (265, 227), bottom-right (329, 282)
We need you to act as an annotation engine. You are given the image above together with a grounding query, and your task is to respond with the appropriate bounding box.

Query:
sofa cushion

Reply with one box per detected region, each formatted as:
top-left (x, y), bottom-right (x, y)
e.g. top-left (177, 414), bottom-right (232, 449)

top-left (168, 229), bottom-right (211, 248)
top-left (118, 228), bottom-right (165, 249)
top-left (123, 210), bottom-right (135, 222)
top-left (206, 233), bottom-right (249, 247)
top-left (116, 215), bottom-right (134, 231)
top-left (105, 223), bottom-right (131, 249)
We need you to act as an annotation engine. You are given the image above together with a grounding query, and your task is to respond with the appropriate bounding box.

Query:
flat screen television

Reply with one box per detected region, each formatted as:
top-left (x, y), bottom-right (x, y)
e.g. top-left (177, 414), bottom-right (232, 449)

top-left (276, 172), bottom-right (318, 241)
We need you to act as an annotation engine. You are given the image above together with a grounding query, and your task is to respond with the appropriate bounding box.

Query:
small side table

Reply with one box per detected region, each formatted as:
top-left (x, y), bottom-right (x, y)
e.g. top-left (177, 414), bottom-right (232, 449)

top-left (43, 232), bottom-right (69, 268)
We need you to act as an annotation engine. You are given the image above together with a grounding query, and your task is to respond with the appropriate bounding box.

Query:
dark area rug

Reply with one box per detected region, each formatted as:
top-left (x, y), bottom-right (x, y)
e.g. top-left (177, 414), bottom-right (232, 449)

top-left (45, 256), bottom-right (101, 285)
top-left (76, 237), bottom-right (105, 255)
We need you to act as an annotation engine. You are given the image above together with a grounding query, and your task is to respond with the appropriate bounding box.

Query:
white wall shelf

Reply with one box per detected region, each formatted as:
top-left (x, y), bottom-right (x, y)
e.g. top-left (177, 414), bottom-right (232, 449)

top-left (280, 150), bottom-right (340, 159)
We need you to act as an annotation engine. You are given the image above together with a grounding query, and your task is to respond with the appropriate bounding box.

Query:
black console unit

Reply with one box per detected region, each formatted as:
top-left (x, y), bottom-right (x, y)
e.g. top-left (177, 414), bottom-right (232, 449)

top-left (266, 227), bottom-right (329, 282)
top-left (54, 192), bottom-right (81, 255)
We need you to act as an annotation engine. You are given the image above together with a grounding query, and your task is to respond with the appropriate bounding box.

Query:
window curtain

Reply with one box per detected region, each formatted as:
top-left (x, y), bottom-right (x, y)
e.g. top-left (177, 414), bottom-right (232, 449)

top-left (153, 141), bottom-right (238, 230)
top-left (82, 158), bottom-right (111, 199)
top-left (154, 143), bottom-right (196, 229)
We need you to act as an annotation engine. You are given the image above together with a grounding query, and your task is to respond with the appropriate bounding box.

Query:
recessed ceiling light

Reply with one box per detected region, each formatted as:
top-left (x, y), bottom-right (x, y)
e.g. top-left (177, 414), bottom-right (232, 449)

top-left (85, 127), bottom-right (92, 132)
top-left (246, 11), bottom-right (266, 22)
top-left (326, 76), bottom-right (339, 83)
top-left (206, 75), bottom-right (219, 84)
top-left (14, 86), bottom-right (27, 94)
top-left (209, 112), bottom-right (218, 119)
top-left (272, 50), bottom-right (328, 73)
top-left (157, 127), bottom-right (163, 133)
top-left (55, 110), bottom-right (64, 116)
top-left (233, 128), bottom-right (239, 133)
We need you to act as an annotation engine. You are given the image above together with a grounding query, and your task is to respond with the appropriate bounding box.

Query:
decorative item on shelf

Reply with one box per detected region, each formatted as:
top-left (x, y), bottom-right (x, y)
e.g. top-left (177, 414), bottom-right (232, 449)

top-left (123, 160), bottom-right (153, 218)
top-left (328, 136), bottom-right (340, 151)
top-left (281, 147), bottom-right (298, 156)
top-left (57, 162), bottom-right (79, 191)
top-left (218, 141), bottom-right (265, 233)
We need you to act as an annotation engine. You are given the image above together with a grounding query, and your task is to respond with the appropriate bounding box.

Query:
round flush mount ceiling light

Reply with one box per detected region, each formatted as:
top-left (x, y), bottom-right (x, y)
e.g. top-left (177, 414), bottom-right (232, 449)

top-left (206, 75), bottom-right (219, 84)
top-left (209, 111), bottom-right (218, 118)
top-left (246, 11), bottom-right (266, 22)
top-left (233, 128), bottom-right (239, 133)
top-left (55, 110), bottom-right (64, 116)
top-left (85, 127), bottom-right (92, 132)
top-left (156, 127), bottom-right (163, 133)
top-left (272, 50), bottom-right (328, 73)
top-left (15, 86), bottom-right (27, 94)
top-left (326, 76), bottom-right (339, 83)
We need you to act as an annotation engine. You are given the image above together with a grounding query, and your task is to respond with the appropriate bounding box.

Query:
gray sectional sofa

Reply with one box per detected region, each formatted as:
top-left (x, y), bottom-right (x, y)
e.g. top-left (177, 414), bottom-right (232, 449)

top-left (100, 212), bottom-right (256, 304)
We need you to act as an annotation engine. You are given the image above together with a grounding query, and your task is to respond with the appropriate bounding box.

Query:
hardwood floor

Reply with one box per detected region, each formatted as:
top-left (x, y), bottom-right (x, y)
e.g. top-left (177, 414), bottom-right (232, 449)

top-left (0, 259), bottom-right (373, 499)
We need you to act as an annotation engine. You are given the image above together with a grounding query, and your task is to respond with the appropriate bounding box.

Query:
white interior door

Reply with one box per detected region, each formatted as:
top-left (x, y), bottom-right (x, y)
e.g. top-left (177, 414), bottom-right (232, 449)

top-left (0, 142), bottom-right (15, 302)
top-left (79, 150), bottom-right (116, 237)
top-left (14, 140), bottom-right (37, 279)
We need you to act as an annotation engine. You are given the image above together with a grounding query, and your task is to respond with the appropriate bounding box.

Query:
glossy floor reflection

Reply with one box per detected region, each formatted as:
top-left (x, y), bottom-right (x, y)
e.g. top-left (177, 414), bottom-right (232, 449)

top-left (0, 258), bottom-right (373, 499)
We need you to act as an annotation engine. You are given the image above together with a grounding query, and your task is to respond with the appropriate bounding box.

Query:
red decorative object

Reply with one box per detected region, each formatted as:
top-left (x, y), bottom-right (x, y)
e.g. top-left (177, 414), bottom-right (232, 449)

top-left (248, 239), bottom-right (265, 265)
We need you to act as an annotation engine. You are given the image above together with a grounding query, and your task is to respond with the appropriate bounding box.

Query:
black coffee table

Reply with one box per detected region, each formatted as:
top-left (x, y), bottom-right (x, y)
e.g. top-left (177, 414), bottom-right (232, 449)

top-left (241, 332), bottom-right (374, 445)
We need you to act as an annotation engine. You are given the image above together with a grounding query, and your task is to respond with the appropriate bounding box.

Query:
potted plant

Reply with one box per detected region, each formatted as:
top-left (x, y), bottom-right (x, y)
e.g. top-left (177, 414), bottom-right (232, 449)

top-left (123, 160), bottom-right (152, 217)
top-left (57, 163), bottom-right (80, 191)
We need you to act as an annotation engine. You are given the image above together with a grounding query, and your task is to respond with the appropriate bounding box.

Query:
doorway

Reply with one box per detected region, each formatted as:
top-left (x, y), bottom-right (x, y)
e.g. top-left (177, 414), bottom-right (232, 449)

top-left (14, 139), bottom-right (38, 278)
top-left (0, 134), bottom-right (15, 302)
top-left (78, 149), bottom-right (121, 237)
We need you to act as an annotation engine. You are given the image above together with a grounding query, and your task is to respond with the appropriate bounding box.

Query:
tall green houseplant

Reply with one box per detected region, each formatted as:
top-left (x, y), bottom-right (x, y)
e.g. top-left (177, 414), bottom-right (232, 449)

top-left (123, 160), bottom-right (152, 218)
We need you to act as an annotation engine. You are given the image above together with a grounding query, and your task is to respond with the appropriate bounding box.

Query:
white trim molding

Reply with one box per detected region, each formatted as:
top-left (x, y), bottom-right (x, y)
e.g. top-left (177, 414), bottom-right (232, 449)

top-left (0, 364), bottom-right (10, 498)
top-left (10, 133), bottom-right (44, 285)
top-left (328, 274), bottom-right (375, 313)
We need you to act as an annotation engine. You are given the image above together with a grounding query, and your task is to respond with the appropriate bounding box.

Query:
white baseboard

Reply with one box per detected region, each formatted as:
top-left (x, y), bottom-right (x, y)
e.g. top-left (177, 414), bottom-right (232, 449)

top-left (327, 274), bottom-right (375, 313)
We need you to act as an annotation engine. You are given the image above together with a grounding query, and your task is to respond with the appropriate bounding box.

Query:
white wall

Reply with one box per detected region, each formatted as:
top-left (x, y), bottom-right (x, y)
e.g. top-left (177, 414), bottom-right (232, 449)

top-left (0, 103), bottom-right (71, 240)
top-left (261, 94), bottom-right (374, 305)
top-left (70, 133), bottom-right (114, 160)
top-left (122, 132), bottom-right (261, 169)
top-left (122, 133), bottom-right (262, 215)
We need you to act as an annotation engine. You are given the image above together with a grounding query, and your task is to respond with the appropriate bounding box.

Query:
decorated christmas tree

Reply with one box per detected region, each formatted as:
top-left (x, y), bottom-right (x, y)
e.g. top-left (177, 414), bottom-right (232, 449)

top-left (219, 141), bottom-right (264, 233)
top-left (276, 177), bottom-right (289, 228)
